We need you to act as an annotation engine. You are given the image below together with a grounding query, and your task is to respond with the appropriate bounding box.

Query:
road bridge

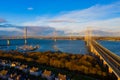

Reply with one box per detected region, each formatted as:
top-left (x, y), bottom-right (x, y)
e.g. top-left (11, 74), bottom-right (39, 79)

top-left (85, 29), bottom-right (120, 80)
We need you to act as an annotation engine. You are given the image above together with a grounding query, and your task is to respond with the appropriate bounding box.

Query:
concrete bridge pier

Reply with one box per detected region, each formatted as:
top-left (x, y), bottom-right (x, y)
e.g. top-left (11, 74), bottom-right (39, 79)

top-left (108, 67), bottom-right (113, 74)
top-left (103, 60), bottom-right (107, 68)
top-left (7, 39), bottom-right (10, 46)
top-left (25, 39), bottom-right (27, 45)
top-left (103, 60), bottom-right (107, 65)
top-left (91, 46), bottom-right (99, 56)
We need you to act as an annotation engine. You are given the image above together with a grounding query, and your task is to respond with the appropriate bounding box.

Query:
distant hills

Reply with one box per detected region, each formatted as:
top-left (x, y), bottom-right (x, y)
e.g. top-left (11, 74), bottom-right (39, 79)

top-left (0, 24), bottom-right (65, 36)
top-left (91, 30), bottom-right (120, 36)
top-left (0, 24), bottom-right (119, 37)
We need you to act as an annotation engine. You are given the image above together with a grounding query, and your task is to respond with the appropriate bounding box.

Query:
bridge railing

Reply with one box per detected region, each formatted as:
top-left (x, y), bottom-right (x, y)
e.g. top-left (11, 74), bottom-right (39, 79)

top-left (91, 40), bottom-right (120, 66)
top-left (90, 40), bottom-right (120, 78)
top-left (93, 40), bottom-right (120, 62)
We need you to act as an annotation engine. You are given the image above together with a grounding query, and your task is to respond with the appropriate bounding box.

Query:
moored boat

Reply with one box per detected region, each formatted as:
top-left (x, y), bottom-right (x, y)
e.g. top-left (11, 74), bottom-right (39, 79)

top-left (17, 27), bottom-right (40, 52)
top-left (17, 45), bottom-right (40, 52)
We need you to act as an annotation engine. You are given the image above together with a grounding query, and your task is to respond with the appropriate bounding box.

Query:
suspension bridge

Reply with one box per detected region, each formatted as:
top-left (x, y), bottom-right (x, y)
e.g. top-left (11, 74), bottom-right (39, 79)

top-left (84, 28), bottom-right (120, 80)
top-left (0, 27), bottom-right (120, 79)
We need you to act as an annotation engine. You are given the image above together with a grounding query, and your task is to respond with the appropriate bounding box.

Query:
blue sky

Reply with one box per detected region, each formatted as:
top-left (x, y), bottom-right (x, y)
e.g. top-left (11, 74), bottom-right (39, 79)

top-left (0, 0), bottom-right (120, 33)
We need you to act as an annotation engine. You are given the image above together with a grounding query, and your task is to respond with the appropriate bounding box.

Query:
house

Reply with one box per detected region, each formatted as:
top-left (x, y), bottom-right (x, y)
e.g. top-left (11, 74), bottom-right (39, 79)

top-left (11, 62), bottom-right (20, 67)
top-left (29, 67), bottom-right (38, 72)
top-left (0, 60), bottom-right (6, 66)
top-left (42, 70), bottom-right (55, 80)
top-left (58, 73), bottom-right (66, 80)
top-left (29, 67), bottom-right (42, 76)
top-left (0, 70), bottom-right (8, 77)
top-left (30, 70), bottom-right (42, 76)
top-left (19, 64), bottom-right (28, 70)
top-left (11, 63), bottom-right (16, 67)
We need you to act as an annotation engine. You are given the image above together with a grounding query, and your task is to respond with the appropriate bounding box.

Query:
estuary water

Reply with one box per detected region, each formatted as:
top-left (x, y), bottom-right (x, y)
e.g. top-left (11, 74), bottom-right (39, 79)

top-left (98, 40), bottom-right (120, 56)
top-left (0, 39), bottom-right (119, 56)
top-left (0, 39), bottom-right (88, 54)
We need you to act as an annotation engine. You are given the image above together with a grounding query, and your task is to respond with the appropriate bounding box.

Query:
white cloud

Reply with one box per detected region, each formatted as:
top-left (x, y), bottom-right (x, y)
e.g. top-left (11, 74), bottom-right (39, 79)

top-left (23, 2), bottom-right (120, 33)
top-left (0, 27), bottom-right (22, 32)
top-left (27, 7), bottom-right (34, 10)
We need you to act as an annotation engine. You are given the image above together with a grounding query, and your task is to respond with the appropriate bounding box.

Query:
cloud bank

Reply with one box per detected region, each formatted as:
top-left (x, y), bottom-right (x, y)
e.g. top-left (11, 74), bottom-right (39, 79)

top-left (0, 18), bottom-right (7, 23)
top-left (0, 2), bottom-right (120, 36)
top-left (22, 2), bottom-right (120, 33)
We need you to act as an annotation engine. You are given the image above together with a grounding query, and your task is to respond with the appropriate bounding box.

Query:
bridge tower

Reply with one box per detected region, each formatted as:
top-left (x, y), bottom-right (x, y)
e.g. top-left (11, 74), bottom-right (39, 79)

top-left (69, 32), bottom-right (72, 40)
top-left (53, 31), bottom-right (57, 42)
top-left (24, 27), bottom-right (27, 45)
top-left (7, 39), bottom-right (10, 46)
top-left (85, 28), bottom-right (120, 80)
top-left (84, 27), bottom-right (92, 46)
top-left (84, 28), bottom-right (88, 46)
top-left (53, 30), bottom-right (59, 52)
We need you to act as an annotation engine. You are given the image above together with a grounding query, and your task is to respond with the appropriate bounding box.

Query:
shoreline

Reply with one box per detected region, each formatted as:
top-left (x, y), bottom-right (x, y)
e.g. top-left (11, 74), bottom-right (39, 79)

top-left (0, 50), bottom-right (116, 80)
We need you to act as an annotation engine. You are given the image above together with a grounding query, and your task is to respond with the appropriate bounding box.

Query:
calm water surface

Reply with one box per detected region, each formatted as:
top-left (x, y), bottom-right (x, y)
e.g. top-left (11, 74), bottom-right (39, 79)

top-left (1, 39), bottom-right (119, 56)
top-left (98, 40), bottom-right (120, 56)
top-left (0, 39), bottom-right (88, 54)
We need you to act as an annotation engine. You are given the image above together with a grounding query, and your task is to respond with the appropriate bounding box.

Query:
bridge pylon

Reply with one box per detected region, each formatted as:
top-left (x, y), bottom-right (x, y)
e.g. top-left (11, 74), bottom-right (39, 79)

top-left (24, 27), bottom-right (27, 45)
top-left (84, 27), bottom-right (93, 47)
top-left (7, 39), bottom-right (10, 46)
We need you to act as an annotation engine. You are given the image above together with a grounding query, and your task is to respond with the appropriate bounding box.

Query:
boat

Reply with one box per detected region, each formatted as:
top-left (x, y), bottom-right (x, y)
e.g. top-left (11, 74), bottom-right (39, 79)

top-left (18, 45), bottom-right (40, 51)
top-left (17, 27), bottom-right (40, 52)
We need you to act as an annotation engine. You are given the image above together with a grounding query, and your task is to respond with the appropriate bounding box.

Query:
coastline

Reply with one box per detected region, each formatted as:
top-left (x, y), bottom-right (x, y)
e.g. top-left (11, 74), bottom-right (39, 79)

top-left (0, 50), bottom-right (115, 80)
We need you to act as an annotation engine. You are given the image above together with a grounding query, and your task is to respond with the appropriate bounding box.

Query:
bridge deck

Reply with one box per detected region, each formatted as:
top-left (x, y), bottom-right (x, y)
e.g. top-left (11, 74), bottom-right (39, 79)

top-left (90, 40), bottom-right (120, 78)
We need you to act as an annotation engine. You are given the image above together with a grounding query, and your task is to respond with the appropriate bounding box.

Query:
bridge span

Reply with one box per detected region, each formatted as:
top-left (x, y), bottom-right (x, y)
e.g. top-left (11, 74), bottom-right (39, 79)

top-left (86, 39), bottom-right (120, 80)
